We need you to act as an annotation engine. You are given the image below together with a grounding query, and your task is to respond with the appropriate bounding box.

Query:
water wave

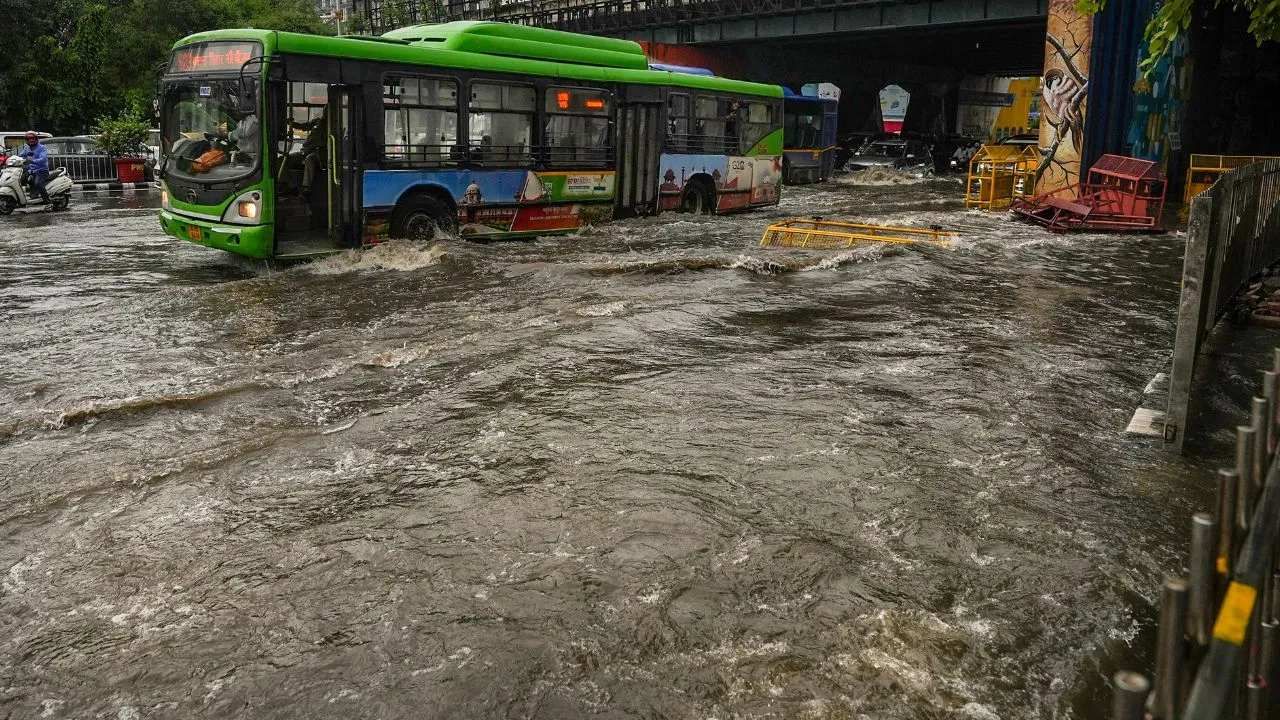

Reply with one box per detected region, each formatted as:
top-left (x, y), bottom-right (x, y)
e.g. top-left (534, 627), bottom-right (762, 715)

top-left (52, 384), bottom-right (265, 428)
top-left (838, 167), bottom-right (934, 186)
top-left (305, 240), bottom-right (447, 275)
top-left (798, 246), bottom-right (887, 272)
top-left (584, 257), bottom-right (730, 276)
top-left (575, 301), bottom-right (629, 317)
top-left (43, 346), bottom-right (424, 431)
top-left (728, 254), bottom-right (791, 275)
top-left (582, 244), bottom-right (908, 278)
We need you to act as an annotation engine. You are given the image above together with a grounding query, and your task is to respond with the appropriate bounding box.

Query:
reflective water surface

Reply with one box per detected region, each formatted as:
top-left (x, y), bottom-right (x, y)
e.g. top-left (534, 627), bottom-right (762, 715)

top-left (0, 179), bottom-right (1229, 718)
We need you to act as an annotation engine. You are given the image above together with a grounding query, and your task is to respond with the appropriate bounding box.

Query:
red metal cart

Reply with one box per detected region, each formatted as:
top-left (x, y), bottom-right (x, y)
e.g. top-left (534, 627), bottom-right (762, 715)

top-left (1011, 154), bottom-right (1168, 232)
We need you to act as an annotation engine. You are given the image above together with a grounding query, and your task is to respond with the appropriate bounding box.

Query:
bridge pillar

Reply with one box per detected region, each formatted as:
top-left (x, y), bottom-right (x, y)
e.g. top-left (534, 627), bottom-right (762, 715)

top-left (1034, 0), bottom-right (1093, 195)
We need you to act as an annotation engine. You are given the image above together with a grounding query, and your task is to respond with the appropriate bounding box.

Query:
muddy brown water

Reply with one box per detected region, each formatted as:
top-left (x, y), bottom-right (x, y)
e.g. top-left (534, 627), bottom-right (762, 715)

top-left (0, 177), bottom-right (1251, 719)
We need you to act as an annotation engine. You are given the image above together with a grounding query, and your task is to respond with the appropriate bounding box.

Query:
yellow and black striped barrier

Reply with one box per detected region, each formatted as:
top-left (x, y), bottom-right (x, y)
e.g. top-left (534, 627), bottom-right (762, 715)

top-left (759, 218), bottom-right (957, 250)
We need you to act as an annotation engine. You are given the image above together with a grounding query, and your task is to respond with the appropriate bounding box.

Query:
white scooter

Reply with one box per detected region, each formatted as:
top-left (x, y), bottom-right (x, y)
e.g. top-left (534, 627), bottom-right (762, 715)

top-left (0, 155), bottom-right (74, 215)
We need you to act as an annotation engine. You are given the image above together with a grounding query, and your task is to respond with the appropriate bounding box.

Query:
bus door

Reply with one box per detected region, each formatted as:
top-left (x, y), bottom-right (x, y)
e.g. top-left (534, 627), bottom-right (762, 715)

top-left (327, 85), bottom-right (363, 246)
top-left (615, 85), bottom-right (663, 216)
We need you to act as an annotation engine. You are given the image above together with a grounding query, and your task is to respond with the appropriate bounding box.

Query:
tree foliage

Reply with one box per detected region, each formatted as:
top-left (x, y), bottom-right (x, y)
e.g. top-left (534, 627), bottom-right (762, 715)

top-left (1077, 0), bottom-right (1280, 75)
top-left (0, 0), bottom-right (332, 135)
top-left (94, 112), bottom-right (151, 157)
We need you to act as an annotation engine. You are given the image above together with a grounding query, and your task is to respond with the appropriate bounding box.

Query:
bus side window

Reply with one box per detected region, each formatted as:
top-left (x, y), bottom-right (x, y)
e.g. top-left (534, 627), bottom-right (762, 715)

top-left (383, 75), bottom-right (458, 166)
top-left (667, 94), bottom-right (689, 152)
top-left (468, 81), bottom-right (535, 166)
top-left (741, 101), bottom-right (774, 154)
top-left (694, 96), bottom-right (725, 154)
top-left (544, 87), bottom-right (612, 168)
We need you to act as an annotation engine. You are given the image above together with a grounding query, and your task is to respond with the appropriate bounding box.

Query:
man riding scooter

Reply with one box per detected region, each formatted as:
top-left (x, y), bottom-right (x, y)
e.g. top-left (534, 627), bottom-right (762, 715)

top-left (0, 132), bottom-right (73, 215)
top-left (18, 132), bottom-right (49, 203)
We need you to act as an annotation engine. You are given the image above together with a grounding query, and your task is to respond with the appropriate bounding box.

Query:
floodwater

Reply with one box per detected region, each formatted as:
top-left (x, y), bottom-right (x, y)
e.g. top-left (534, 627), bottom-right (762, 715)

top-left (0, 177), bottom-right (1243, 719)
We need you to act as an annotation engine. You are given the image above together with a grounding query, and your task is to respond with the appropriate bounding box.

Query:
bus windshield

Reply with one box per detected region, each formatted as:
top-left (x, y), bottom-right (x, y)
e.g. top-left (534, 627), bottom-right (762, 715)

top-left (785, 110), bottom-right (822, 147)
top-left (162, 80), bottom-right (259, 183)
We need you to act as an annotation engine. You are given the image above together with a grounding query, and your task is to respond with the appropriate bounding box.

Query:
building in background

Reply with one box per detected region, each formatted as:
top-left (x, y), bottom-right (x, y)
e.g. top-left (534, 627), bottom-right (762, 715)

top-left (317, 0), bottom-right (356, 32)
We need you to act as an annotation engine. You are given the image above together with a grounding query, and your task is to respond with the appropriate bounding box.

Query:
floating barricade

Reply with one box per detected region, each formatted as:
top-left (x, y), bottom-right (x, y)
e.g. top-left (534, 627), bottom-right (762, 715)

top-left (1010, 154), bottom-right (1168, 232)
top-left (759, 218), bottom-right (956, 249)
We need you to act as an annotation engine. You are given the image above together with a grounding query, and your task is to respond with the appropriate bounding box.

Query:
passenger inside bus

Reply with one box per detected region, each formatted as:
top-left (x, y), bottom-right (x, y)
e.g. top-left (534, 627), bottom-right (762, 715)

top-left (298, 111), bottom-right (329, 230)
top-left (272, 103), bottom-right (329, 234)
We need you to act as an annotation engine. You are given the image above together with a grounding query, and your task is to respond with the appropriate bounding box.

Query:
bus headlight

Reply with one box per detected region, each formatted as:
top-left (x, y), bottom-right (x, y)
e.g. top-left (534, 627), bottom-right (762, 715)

top-left (161, 187), bottom-right (170, 209)
top-left (222, 190), bottom-right (263, 225)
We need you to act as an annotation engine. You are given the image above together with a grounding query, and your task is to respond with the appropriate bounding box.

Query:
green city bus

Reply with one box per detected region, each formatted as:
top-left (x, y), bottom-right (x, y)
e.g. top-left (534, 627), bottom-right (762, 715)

top-left (157, 22), bottom-right (784, 260)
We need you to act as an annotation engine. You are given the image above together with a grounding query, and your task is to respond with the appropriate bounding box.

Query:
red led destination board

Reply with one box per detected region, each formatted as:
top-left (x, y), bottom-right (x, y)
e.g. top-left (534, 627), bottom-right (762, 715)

top-left (170, 42), bottom-right (260, 73)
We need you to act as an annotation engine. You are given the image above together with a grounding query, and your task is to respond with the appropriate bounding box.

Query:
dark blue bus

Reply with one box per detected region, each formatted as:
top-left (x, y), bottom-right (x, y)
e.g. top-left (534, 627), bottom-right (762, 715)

top-left (782, 87), bottom-right (839, 184)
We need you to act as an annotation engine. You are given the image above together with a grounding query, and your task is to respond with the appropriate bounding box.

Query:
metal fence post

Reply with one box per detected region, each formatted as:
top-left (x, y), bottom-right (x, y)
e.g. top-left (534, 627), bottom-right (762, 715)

top-left (1220, 469), bottom-right (1240, 577)
top-left (1155, 577), bottom-right (1190, 719)
top-left (1255, 398), bottom-right (1269, 490)
top-left (1239, 427), bottom-right (1257, 531)
top-left (1165, 193), bottom-right (1217, 450)
top-left (1190, 512), bottom-right (1218, 647)
top-left (1264, 371), bottom-right (1278, 456)
top-left (1112, 671), bottom-right (1150, 720)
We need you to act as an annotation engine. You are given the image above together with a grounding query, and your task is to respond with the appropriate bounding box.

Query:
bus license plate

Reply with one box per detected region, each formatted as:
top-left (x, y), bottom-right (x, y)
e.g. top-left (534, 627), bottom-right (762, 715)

top-left (186, 224), bottom-right (202, 242)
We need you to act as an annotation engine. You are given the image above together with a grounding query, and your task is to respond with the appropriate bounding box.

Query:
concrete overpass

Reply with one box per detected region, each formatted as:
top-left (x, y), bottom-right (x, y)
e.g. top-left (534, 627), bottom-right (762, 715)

top-left (358, 0), bottom-right (1045, 49)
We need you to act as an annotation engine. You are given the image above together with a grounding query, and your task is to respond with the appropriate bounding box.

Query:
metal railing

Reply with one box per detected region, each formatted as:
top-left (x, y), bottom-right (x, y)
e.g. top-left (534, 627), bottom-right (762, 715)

top-left (664, 132), bottom-right (741, 155)
top-left (1113, 353), bottom-right (1280, 719)
top-left (49, 154), bottom-right (117, 183)
top-left (1164, 159), bottom-right (1280, 449)
top-left (380, 143), bottom-right (614, 167)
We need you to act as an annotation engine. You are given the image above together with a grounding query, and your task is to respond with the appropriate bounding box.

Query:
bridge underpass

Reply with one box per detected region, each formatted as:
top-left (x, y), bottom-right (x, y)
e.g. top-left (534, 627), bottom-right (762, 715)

top-left (643, 19), bottom-right (1047, 138)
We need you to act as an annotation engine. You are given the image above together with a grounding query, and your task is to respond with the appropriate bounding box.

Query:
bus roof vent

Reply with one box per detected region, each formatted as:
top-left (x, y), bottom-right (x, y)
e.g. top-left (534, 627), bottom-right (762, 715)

top-left (382, 21), bottom-right (649, 70)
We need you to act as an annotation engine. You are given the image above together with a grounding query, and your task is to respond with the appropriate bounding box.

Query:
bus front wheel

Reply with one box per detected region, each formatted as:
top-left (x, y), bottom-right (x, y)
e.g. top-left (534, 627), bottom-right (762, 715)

top-left (391, 196), bottom-right (456, 242)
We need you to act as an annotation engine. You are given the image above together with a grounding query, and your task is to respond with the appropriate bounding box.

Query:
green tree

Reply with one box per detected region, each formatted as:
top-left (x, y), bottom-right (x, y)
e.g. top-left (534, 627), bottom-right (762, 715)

top-left (1, 0), bottom-right (332, 134)
top-left (1078, 0), bottom-right (1280, 75)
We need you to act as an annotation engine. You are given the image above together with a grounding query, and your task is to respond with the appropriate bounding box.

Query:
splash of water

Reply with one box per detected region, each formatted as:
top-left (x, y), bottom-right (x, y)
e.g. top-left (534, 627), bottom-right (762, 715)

top-left (305, 241), bottom-right (447, 275)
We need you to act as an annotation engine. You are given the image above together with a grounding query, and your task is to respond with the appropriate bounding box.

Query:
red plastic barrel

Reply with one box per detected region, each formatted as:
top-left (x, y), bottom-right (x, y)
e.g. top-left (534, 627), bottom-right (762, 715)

top-left (114, 158), bottom-right (145, 184)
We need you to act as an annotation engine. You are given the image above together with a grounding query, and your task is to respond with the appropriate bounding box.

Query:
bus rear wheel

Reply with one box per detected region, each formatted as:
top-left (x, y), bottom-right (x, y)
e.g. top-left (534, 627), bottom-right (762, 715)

top-left (680, 181), bottom-right (714, 215)
top-left (391, 196), bottom-right (456, 242)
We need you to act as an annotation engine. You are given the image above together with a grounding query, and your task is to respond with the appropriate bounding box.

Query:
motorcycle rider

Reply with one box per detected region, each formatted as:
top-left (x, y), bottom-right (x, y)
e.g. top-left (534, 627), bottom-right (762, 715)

top-left (18, 132), bottom-right (49, 203)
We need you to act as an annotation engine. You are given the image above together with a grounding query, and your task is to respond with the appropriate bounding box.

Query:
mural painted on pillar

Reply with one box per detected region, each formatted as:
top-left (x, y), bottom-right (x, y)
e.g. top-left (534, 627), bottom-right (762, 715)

top-left (1128, 31), bottom-right (1189, 167)
top-left (1035, 0), bottom-right (1093, 194)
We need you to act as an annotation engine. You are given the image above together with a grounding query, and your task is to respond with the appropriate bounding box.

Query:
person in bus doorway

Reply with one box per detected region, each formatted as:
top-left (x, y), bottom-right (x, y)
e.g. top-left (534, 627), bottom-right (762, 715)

top-left (295, 111), bottom-right (330, 230)
top-left (19, 132), bottom-right (49, 203)
top-left (298, 111), bottom-right (329, 196)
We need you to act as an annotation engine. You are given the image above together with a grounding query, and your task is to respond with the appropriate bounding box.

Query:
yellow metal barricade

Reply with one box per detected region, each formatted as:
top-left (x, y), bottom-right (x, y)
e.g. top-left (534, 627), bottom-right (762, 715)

top-left (965, 144), bottom-right (1038, 211)
top-left (1185, 154), bottom-right (1280, 204)
top-left (760, 218), bottom-right (956, 249)
top-left (1013, 145), bottom-right (1040, 200)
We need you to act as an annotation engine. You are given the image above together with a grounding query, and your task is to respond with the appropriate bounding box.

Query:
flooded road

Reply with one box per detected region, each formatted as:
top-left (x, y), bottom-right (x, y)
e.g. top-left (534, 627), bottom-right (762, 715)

top-left (0, 179), bottom-right (1227, 719)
